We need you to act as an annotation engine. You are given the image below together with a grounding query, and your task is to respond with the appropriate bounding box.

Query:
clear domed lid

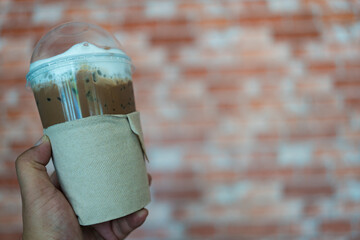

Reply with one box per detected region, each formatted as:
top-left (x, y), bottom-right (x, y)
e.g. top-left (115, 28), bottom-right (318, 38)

top-left (27, 22), bottom-right (133, 88)
top-left (30, 22), bottom-right (125, 63)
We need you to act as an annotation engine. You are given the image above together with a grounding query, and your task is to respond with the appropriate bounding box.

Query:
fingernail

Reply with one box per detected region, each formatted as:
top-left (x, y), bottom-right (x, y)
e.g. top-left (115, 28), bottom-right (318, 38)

top-left (135, 209), bottom-right (148, 221)
top-left (34, 135), bottom-right (48, 146)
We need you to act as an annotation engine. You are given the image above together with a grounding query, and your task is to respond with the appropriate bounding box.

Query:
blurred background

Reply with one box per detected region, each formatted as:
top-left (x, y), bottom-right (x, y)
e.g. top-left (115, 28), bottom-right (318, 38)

top-left (0, 0), bottom-right (360, 239)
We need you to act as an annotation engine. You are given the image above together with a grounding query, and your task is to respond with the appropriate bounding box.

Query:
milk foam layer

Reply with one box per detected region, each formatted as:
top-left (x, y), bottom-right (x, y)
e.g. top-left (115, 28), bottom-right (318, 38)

top-left (27, 42), bottom-right (132, 87)
top-left (30, 42), bottom-right (128, 70)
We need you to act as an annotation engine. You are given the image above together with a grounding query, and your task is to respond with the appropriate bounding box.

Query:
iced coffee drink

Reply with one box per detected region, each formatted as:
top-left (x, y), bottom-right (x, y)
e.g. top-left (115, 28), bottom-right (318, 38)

top-left (29, 42), bottom-right (136, 128)
top-left (26, 22), bottom-right (151, 226)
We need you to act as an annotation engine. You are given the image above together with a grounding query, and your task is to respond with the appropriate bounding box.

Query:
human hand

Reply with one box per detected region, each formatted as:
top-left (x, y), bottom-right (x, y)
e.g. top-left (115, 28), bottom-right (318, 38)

top-left (16, 135), bottom-right (151, 240)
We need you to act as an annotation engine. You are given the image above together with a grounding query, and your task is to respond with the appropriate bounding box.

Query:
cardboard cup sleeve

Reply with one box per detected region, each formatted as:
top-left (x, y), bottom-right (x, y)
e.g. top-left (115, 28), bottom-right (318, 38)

top-left (44, 111), bottom-right (151, 226)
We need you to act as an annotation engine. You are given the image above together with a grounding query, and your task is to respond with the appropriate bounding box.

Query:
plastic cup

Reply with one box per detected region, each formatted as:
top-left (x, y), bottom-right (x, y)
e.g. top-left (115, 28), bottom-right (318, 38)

top-left (26, 22), bottom-right (135, 128)
top-left (25, 22), bottom-right (150, 225)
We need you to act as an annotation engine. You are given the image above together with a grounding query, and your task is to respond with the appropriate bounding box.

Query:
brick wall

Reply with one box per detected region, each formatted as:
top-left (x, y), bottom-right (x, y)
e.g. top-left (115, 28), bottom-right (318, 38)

top-left (0, 0), bottom-right (360, 239)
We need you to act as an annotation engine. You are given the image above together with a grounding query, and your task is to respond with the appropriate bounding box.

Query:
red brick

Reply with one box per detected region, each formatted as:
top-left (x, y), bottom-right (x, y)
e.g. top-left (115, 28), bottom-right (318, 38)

top-left (198, 18), bottom-right (231, 29)
top-left (261, 82), bottom-right (281, 94)
top-left (0, 177), bottom-right (18, 188)
top-left (132, 70), bottom-right (163, 83)
top-left (284, 182), bottom-right (334, 198)
top-left (288, 127), bottom-right (337, 141)
top-left (215, 102), bottom-right (240, 114)
top-left (303, 202), bottom-right (323, 217)
top-left (273, 26), bottom-right (320, 42)
top-left (242, 0), bottom-right (268, 10)
top-left (168, 86), bottom-right (205, 103)
top-left (64, 7), bottom-right (91, 19)
top-left (9, 140), bottom-right (32, 154)
top-left (225, 223), bottom-right (280, 236)
top-left (345, 59), bottom-right (360, 69)
top-left (320, 219), bottom-right (352, 234)
top-left (152, 170), bottom-right (197, 184)
top-left (187, 224), bottom-right (216, 237)
top-left (156, 18), bottom-right (190, 30)
top-left (0, 212), bottom-right (22, 226)
top-left (307, 61), bottom-right (337, 73)
top-left (292, 45), bottom-right (310, 57)
top-left (154, 188), bottom-right (202, 202)
top-left (160, 119), bottom-right (217, 135)
top-left (256, 132), bottom-right (281, 143)
top-left (213, 134), bottom-right (247, 149)
top-left (334, 81), bottom-right (360, 90)
top-left (126, 228), bottom-right (169, 239)
top-left (0, 61), bottom-right (29, 84)
top-left (219, 64), bottom-right (260, 75)
top-left (31, 0), bottom-right (72, 2)
top-left (219, 64), bottom-right (287, 76)
top-left (295, 166), bottom-right (328, 179)
top-left (184, 152), bottom-right (211, 165)
top-left (250, 98), bottom-right (283, 110)
top-left (345, 97), bottom-right (360, 109)
top-left (343, 132), bottom-right (360, 149)
top-left (0, 233), bottom-right (22, 240)
top-left (238, 12), bottom-right (316, 29)
top-left (250, 150), bottom-right (278, 159)
top-left (153, 130), bottom-right (207, 145)
top-left (172, 207), bottom-right (188, 220)
top-left (6, 108), bottom-right (25, 121)
top-left (303, 0), bottom-right (329, 7)
top-left (208, 82), bottom-right (241, 95)
top-left (242, 167), bottom-right (294, 180)
top-left (296, 81), bottom-right (331, 96)
top-left (0, 24), bottom-right (49, 38)
top-left (182, 67), bottom-right (208, 78)
top-left (8, 2), bottom-right (34, 10)
top-left (312, 114), bottom-right (348, 127)
top-left (178, 101), bottom-right (209, 116)
top-left (152, 121), bottom-right (211, 144)
top-left (341, 65), bottom-right (360, 79)
top-left (205, 204), bottom-right (229, 219)
top-left (150, 32), bottom-right (194, 46)
top-left (309, 95), bottom-right (338, 111)
top-left (340, 201), bottom-right (360, 215)
top-left (336, 168), bottom-right (360, 178)
top-left (354, 220), bottom-right (360, 232)
top-left (120, 19), bottom-right (158, 32)
top-left (177, 3), bottom-right (205, 18)
top-left (3, 8), bottom-right (33, 27)
top-left (322, 12), bottom-right (356, 23)
top-left (350, 234), bottom-right (360, 240)
top-left (237, 13), bottom-right (283, 27)
top-left (204, 171), bottom-right (240, 183)
top-left (287, 12), bottom-right (315, 22)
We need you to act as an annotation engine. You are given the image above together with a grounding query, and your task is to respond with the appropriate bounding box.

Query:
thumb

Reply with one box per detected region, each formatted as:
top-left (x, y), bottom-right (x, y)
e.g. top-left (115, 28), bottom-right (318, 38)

top-left (16, 135), bottom-right (54, 203)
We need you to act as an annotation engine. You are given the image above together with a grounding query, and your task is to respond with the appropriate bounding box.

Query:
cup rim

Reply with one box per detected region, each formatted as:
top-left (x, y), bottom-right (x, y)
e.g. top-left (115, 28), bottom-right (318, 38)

top-left (26, 53), bottom-right (133, 87)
